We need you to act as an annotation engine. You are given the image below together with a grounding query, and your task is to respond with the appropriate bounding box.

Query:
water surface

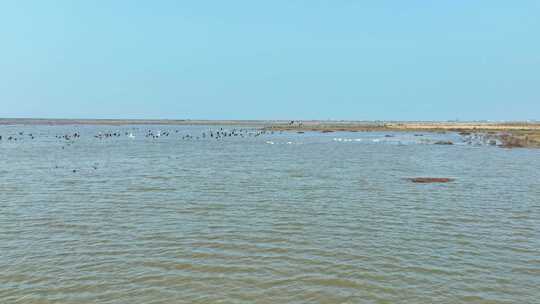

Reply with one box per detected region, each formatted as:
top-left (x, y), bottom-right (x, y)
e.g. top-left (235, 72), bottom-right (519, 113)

top-left (1, 125), bottom-right (539, 303)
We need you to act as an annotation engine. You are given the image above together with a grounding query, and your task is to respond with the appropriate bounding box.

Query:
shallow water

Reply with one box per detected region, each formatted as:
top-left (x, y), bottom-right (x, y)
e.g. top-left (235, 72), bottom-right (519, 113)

top-left (1, 125), bottom-right (539, 303)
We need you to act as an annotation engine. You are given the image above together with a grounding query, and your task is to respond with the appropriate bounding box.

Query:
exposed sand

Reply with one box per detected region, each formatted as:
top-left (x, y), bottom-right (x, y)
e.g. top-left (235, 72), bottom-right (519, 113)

top-left (265, 121), bottom-right (540, 131)
top-left (265, 121), bottom-right (540, 148)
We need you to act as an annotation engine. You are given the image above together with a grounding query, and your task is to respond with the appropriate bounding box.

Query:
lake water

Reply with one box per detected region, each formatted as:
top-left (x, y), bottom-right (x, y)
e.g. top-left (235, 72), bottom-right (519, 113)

top-left (1, 125), bottom-right (539, 303)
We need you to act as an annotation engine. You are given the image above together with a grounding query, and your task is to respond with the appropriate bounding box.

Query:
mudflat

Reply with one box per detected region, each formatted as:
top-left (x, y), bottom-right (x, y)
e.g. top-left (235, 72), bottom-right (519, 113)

top-left (265, 121), bottom-right (540, 148)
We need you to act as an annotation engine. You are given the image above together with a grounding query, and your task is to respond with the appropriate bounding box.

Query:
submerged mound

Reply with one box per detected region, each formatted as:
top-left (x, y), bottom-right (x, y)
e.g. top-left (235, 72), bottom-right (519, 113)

top-left (408, 177), bottom-right (454, 183)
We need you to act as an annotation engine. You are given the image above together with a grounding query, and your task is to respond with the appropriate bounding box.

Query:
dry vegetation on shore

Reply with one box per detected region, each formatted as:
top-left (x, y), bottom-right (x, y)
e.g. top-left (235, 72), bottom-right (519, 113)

top-left (265, 121), bottom-right (540, 148)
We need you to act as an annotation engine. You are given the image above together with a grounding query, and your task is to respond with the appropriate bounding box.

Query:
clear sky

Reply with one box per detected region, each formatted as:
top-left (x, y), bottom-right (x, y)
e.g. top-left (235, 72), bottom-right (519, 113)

top-left (1, 1), bottom-right (539, 121)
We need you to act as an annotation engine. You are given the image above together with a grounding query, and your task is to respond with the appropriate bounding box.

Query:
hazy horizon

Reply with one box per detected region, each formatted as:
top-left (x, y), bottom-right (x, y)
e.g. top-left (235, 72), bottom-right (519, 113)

top-left (1, 117), bottom-right (539, 124)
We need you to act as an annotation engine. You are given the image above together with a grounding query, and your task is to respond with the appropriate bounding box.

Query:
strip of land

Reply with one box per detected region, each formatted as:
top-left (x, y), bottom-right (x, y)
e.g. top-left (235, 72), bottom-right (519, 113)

top-left (2, 118), bottom-right (539, 148)
top-left (265, 121), bottom-right (540, 148)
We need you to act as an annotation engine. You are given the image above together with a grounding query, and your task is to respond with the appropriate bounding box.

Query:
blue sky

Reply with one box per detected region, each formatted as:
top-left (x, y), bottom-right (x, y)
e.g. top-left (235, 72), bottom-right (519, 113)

top-left (1, 1), bottom-right (539, 120)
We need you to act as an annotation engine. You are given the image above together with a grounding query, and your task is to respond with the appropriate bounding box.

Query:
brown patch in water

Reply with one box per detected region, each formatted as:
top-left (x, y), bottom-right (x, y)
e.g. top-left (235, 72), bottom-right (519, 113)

top-left (409, 177), bottom-right (454, 183)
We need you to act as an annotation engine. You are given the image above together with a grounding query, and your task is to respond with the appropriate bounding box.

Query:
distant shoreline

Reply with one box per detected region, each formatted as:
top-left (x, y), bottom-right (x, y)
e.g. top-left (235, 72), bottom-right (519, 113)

top-left (1, 118), bottom-right (539, 147)
top-left (0, 118), bottom-right (538, 127)
top-left (0, 118), bottom-right (272, 126)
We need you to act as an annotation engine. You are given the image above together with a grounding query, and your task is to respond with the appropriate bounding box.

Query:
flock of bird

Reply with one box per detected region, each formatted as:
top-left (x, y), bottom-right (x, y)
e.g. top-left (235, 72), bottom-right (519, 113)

top-left (0, 127), bottom-right (277, 173)
top-left (0, 127), bottom-right (274, 143)
top-left (2, 127), bottom-right (501, 174)
top-left (0, 132), bottom-right (35, 141)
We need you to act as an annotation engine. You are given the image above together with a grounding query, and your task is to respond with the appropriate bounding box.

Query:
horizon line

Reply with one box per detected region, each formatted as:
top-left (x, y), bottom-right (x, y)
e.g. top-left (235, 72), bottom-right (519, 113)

top-left (1, 117), bottom-right (539, 124)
